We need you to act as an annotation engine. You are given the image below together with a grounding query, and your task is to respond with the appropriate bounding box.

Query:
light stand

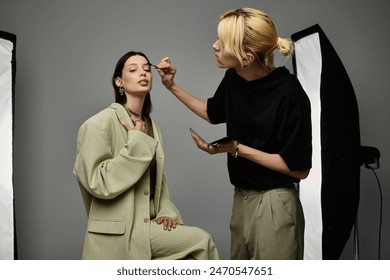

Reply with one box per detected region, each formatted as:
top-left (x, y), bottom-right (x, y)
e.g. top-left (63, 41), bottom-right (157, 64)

top-left (354, 145), bottom-right (381, 260)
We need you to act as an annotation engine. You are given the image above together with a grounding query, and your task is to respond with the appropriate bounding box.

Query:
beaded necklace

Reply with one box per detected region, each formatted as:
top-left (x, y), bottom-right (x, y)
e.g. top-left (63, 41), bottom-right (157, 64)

top-left (125, 106), bottom-right (142, 122)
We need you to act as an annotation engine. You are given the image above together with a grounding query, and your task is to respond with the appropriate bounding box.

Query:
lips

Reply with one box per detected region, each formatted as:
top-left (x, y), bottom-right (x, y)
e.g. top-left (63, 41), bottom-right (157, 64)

top-left (139, 79), bottom-right (149, 85)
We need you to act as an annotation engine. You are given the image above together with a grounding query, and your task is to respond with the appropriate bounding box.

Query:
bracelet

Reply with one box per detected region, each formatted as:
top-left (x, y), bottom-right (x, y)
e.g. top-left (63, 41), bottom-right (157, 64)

top-left (231, 140), bottom-right (239, 158)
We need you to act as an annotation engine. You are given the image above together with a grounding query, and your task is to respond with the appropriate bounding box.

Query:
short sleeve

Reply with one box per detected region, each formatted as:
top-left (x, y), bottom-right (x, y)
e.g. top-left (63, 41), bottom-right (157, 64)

top-left (278, 84), bottom-right (312, 171)
top-left (207, 71), bottom-right (229, 124)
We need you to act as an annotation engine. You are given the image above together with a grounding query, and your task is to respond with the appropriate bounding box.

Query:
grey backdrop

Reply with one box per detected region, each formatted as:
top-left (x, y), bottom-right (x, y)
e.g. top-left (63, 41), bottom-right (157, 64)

top-left (0, 0), bottom-right (388, 260)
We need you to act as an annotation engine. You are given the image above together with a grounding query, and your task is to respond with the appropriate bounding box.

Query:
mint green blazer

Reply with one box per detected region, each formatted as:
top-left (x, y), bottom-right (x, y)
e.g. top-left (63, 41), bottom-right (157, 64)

top-left (73, 103), bottom-right (182, 259)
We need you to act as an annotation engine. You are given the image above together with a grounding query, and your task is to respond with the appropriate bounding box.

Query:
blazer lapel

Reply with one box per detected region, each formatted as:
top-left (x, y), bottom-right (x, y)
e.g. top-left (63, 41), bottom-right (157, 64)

top-left (110, 102), bottom-right (134, 127)
top-left (110, 103), bottom-right (164, 212)
top-left (110, 103), bottom-right (134, 142)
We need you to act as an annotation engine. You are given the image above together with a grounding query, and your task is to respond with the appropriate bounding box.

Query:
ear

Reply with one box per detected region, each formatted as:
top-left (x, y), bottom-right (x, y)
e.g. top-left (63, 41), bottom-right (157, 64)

top-left (114, 77), bottom-right (122, 88)
top-left (242, 52), bottom-right (255, 67)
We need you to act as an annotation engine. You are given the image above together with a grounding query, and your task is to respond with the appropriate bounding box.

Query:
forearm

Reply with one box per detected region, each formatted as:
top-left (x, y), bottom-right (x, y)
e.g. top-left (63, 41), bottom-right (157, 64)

top-left (237, 143), bottom-right (309, 180)
top-left (169, 84), bottom-right (210, 122)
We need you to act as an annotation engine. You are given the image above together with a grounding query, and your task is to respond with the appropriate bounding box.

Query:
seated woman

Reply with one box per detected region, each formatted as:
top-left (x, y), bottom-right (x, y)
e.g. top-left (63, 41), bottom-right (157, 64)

top-left (73, 51), bottom-right (219, 260)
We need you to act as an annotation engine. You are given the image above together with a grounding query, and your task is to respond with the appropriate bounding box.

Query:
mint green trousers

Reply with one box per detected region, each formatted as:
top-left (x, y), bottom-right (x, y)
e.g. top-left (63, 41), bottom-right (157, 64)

top-left (149, 199), bottom-right (219, 260)
top-left (230, 186), bottom-right (305, 260)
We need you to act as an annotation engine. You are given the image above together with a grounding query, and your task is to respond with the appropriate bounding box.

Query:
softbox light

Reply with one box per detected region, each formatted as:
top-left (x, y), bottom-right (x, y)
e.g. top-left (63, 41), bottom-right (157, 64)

top-left (292, 24), bottom-right (361, 260)
top-left (0, 30), bottom-right (16, 260)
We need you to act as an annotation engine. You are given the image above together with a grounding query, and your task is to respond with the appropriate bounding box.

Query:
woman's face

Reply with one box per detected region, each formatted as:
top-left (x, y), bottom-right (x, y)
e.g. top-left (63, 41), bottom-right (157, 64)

top-left (118, 55), bottom-right (152, 95)
top-left (212, 39), bottom-right (240, 69)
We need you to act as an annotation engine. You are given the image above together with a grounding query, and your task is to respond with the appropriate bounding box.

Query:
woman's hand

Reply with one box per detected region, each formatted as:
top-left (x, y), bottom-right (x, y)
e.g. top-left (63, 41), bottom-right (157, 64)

top-left (156, 57), bottom-right (176, 89)
top-left (122, 118), bottom-right (146, 133)
top-left (190, 131), bottom-right (235, 155)
top-left (156, 216), bottom-right (178, 231)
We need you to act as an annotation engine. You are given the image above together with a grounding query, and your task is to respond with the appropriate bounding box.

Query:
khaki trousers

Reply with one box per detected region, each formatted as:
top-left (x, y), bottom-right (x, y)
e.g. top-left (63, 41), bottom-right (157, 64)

top-left (230, 186), bottom-right (304, 260)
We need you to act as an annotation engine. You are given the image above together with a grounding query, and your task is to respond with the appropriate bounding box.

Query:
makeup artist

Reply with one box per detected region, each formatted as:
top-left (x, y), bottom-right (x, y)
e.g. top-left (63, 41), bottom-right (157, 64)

top-left (73, 51), bottom-right (219, 260)
top-left (157, 8), bottom-right (312, 260)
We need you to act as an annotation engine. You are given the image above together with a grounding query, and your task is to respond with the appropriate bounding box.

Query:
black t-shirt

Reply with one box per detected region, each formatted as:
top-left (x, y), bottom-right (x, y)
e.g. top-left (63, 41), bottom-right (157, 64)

top-left (207, 67), bottom-right (312, 189)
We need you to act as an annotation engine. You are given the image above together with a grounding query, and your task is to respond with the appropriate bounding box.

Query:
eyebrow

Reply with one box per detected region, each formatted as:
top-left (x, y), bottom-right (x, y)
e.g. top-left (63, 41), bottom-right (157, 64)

top-left (127, 63), bottom-right (151, 67)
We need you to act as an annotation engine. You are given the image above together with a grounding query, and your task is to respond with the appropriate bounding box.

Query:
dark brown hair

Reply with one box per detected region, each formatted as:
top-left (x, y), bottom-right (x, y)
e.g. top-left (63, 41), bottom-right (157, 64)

top-left (112, 51), bottom-right (152, 116)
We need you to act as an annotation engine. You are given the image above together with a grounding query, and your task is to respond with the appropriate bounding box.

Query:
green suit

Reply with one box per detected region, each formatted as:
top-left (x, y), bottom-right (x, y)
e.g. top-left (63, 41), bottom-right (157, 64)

top-left (74, 103), bottom-right (218, 260)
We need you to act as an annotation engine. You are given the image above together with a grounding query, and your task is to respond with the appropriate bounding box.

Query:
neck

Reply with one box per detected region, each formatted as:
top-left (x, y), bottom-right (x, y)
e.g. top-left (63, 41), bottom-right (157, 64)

top-left (124, 95), bottom-right (145, 116)
top-left (235, 62), bottom-right (271, 81)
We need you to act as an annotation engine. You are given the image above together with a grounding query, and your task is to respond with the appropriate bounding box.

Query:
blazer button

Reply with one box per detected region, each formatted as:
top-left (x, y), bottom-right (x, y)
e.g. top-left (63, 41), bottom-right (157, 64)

top-left (144, 190), bottom-right (149, 196)
top-left (144, 218), bottom-right (149, 223)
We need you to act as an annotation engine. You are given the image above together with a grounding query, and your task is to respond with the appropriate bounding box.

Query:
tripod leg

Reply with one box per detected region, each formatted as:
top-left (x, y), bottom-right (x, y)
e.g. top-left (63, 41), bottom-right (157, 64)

top-left (354, 216), bottom-right (359, 260)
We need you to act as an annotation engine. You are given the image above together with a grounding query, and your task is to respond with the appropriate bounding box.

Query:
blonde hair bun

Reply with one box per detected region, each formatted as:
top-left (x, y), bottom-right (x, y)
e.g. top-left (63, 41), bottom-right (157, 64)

top-left (277, 37), bottom-right (294, 56)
